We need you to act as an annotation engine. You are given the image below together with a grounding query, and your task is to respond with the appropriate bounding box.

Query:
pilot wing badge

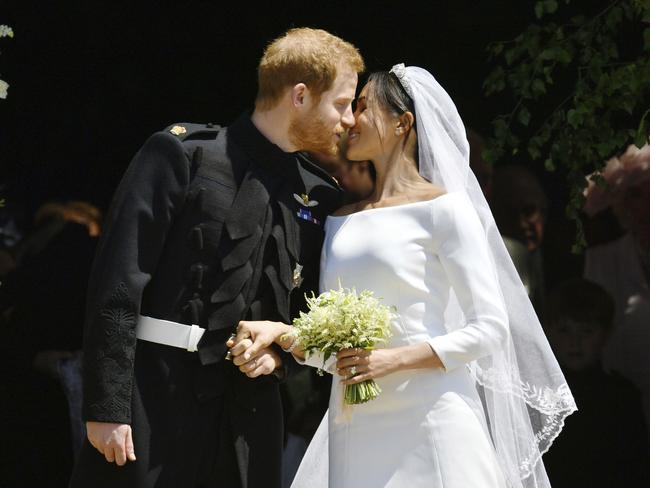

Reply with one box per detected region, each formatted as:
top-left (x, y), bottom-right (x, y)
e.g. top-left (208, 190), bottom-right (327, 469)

top-left (293, 193), bottom-right (320, 225)
top-left (293, 193), bottom-right (319, 208)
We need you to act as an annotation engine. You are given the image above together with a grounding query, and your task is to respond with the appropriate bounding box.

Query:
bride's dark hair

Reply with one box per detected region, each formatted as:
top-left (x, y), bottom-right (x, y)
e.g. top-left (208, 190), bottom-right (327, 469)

top-left (366, 71), bottom-right (419, 166)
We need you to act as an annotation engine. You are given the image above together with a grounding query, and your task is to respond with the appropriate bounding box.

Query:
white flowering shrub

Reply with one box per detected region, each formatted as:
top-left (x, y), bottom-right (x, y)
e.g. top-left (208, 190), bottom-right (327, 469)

top-left (0, 25), bottom-right (14, 99)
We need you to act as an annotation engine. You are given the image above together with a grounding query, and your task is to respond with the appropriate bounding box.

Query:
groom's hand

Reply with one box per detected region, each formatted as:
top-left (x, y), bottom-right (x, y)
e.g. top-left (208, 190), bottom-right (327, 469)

top-left (227, 320), bottom-right (279, 358)
top-left (228, 320), bottom-right (281, 361)
top-left (86, 421), bottom-right (136, 466)
top-left (232, 345), bottom-right (282, 378)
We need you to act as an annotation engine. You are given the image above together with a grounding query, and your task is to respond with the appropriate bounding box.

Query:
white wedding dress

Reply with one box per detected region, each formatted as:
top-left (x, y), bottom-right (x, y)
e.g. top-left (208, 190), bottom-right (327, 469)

top-left (292, 192), bottom-right (510, 488)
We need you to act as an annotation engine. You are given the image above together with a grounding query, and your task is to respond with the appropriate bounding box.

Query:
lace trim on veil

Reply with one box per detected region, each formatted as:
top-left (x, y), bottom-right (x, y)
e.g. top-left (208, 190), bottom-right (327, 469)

top-left (471, 363), bottom-right (577, 479)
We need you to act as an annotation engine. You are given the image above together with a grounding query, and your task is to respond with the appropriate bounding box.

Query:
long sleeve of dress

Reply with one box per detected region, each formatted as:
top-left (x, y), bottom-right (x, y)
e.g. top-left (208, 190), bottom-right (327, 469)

top-left (82, 132), bottom-right (190, 423)
top-left (295, 351), bottom-right (337, 374)
top-left (426, 196), bottom-right (509, 372)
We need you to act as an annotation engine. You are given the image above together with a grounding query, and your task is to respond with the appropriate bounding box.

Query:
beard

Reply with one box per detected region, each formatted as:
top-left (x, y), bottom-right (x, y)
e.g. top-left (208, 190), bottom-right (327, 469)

top-left (289, 109), bottom-right (340, 157)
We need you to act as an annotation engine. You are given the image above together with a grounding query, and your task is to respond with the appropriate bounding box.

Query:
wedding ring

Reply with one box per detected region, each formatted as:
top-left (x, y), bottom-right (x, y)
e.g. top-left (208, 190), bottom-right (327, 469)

top-left (350, 366), bottom-right (357, 377)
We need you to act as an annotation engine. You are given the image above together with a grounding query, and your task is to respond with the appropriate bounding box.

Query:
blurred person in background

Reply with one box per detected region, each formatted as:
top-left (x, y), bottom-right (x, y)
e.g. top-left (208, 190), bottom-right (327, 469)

top-left (467, 129), bottom-right (493, 200)
top-left (0, 200), bottom-right (101, 487)
top-left (543, 278), bottom-right (649, 487)
top-left (490, 165), bottom-right (548, 315)
top-left (583, 142), bottom-right (650, 439)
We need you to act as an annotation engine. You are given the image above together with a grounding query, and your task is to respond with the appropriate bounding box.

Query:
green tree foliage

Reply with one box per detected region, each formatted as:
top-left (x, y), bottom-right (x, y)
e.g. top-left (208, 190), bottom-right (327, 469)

top-left (483, 0), bottom-right (650, 250)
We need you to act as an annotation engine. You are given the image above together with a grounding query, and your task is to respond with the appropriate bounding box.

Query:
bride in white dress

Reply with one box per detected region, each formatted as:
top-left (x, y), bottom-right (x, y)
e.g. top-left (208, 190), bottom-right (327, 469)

top-left (230, 65), bottom-right (576, 488)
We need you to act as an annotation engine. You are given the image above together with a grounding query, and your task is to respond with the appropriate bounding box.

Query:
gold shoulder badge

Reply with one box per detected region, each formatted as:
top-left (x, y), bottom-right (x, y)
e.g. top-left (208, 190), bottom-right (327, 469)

top-left (293, 193), bottom-right (319, 207)
top-left (169, 125), bottom-right (187, 136)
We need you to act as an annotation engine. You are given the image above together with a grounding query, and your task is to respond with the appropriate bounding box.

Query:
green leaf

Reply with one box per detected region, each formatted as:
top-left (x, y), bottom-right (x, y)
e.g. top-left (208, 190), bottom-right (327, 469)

top-left (482, 147), bottom-right (498, 165)
top-left (518, 106), bottom-right (531, 126)
top-left (535, 1), bottom-right (545, 19)
top-left (528, 147), bottom-right (541, 160)
top-left (540, 48), bottom-right (555, 60)
top-left (543, 66), bottom-right (554, 84)
top-left (545, 0), bottom-right (558, 14)
top-left (527, 136), bottom-right (543, 160)
top-left (643, 7), bottom-right (650, 24)
top-left (567, 109), bottom-right (582, 128)
top-left (505, 48), bottom-right (517, 66)
top-left (621, 99), bottom-right (634, 114)
top-left (544, 158), bottom-right (556, 171)
top-left (556, 47), bottom-right (572, 64)
top-left (635, 109), bottom-right (650, 148)
top-left (596, 141), bottom-right (615, 158)
top-left (644, 28), bottom-right (650, 50)
top-left (571, 242), bottom-right (584, 255)
top-left (605, 6), bottom-right (624, 31)
top-left (493, 117), bottom-right (508, 139)
top-left (532, 78), bottom-right (546, 95)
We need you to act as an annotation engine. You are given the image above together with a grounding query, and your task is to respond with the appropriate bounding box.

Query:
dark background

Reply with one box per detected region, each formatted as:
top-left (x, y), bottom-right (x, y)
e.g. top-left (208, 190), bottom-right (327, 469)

top-left (2, 3), bottom-right (648, 487)
top-left (1, 0), bottom-right (595, 286)
top-left (1, 0), bottom-right (537, 212)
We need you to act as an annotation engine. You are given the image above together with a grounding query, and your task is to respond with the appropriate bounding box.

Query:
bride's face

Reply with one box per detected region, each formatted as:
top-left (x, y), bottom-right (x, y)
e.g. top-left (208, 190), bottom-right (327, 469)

top-left (346, 83), bottom-right (398, 162)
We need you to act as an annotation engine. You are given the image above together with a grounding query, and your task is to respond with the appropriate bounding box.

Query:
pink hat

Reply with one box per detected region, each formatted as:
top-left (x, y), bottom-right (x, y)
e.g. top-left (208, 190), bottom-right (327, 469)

top-left (583, 143), bottom-right (650, 216)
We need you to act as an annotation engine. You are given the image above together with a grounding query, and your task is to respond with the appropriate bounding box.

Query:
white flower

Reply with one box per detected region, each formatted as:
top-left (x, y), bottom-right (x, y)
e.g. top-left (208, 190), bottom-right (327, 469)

top-left (0, 79), bottom-right (8, 99)
top-left (0, 25), bottom-right (14, 38)
top-left (293, 286), bottom-right (395, 362)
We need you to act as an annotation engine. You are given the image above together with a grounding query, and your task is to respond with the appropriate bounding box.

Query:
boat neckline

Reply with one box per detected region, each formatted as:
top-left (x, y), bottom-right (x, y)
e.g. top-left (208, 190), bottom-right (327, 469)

top-left (327, 192), bottom-right (456, 220)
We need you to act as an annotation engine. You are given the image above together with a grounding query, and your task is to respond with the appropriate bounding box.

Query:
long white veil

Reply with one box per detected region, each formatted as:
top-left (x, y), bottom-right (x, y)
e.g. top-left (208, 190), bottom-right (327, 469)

top-left (292, 64), bottom-right (576, 488)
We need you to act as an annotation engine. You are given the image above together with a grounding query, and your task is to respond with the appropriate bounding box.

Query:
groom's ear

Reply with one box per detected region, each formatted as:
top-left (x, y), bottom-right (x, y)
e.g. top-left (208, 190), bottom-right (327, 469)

top-left (291, 83), bottom-right (308, 108)
top-left (395, 112), bottom-right (415, 135)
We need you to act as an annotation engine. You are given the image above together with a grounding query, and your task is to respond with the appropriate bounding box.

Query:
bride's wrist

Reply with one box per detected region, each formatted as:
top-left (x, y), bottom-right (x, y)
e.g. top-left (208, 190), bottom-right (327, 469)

top-left (273, 323), bottom-right (294, 347)
top-left (391, 348), bottom-right (406, 373)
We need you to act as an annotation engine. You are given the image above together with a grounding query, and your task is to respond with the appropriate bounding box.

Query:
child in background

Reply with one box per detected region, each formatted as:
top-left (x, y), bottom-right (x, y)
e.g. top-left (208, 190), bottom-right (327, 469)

top-left (543, 278), bottom-right (649, 487)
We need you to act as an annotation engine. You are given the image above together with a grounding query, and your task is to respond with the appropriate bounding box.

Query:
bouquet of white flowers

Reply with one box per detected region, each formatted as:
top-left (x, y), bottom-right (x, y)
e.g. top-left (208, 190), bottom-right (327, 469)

top-left (291, 286), bottom-right (395, 405)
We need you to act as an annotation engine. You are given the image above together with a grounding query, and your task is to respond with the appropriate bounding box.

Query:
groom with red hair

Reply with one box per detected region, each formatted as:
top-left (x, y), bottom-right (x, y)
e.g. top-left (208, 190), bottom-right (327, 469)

top-left (70, 27), bottom-right (363, 488)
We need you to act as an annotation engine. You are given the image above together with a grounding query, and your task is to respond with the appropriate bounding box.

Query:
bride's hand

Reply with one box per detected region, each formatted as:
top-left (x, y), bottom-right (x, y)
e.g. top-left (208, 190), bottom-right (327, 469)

top-left (336, 348), bottom-right (399, 385)
top-left (227, 320), bottom-right (289, 362)
top-left (231, 341), bottom-right (283, 378)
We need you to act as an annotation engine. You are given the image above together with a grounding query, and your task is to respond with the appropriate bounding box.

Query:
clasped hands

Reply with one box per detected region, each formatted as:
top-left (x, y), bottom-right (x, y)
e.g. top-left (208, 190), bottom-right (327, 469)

top-left (89, 324), bottom-right (437, 466)
top-left (228, 320), bottom-right (399, 384)
top-left (226, 321), bottom-right (286, 378)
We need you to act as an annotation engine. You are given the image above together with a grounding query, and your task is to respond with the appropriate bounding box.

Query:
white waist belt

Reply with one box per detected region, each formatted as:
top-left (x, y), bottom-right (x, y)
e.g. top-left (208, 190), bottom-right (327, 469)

top-left (135, 315), bottom-right (205, 352)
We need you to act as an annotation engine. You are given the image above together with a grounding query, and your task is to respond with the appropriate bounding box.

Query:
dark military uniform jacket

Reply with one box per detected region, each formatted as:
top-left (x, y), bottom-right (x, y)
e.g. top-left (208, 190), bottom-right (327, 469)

top-left (79, 113), bottom-right (341, 487)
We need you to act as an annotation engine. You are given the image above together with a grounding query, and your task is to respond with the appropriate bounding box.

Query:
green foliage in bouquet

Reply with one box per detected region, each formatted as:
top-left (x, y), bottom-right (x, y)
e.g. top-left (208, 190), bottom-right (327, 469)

top-left (292, 286), bottom-right (395, 405)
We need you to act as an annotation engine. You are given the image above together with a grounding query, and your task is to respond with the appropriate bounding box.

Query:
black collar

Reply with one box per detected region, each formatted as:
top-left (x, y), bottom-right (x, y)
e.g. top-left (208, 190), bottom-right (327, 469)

top-left (228, 111), bottom-right (299, 177)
